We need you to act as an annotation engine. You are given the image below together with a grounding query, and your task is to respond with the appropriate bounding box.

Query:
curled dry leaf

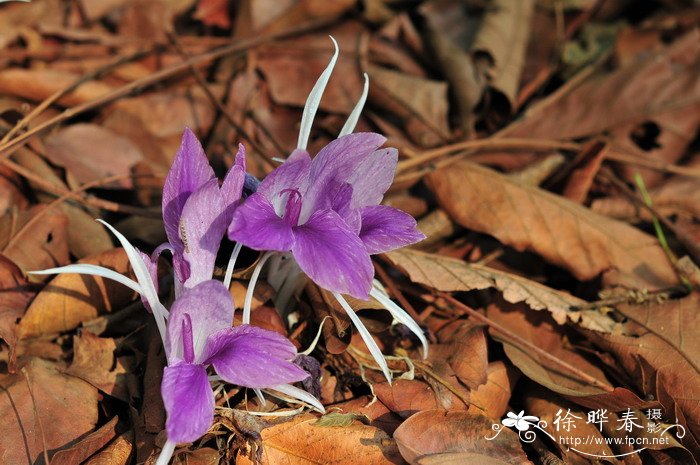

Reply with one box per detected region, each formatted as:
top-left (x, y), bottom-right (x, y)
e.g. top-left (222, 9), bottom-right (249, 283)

top-left (44, 124), bottom-right (143, 188)
top-left (374, 378), bottom-right (469, 419)
top-left (0, 358), bottom-right (98, 465)
top-left (253, 414), bottom-right (403, 465)
top-left (84, 430), bottom-right (134, 465)
top-left (386, 248), bottom-right (618, 332)
top-left (468, 362), bottom-right (519, 421)
top-left (427, 161), bottom-right (679, 290)
top-left (17, 248), bottom-right (136, 339)
top-left (393, 409), bottom-right (532, 465)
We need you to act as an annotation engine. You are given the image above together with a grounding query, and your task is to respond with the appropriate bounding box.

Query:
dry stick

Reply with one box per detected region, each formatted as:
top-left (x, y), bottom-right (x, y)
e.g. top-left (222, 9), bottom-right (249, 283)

top-left (3, 173), bottom-right (151, 251)
top-left (0, 18), bottom-right (337, 160)
top-left (2, 157), bottom-right (156, 217)
top-left (167, 33), bottom-right (274, 165)
top-left (1, 47), bottom-right (159, 144)
top-left (396, 138), bottom-right (580, 174)
top-left (439, 293), bottom-right (614, 392)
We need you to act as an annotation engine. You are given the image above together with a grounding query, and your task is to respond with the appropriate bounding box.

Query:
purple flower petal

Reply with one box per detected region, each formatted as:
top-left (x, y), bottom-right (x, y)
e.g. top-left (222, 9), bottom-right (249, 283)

top-left (161, 362), bottom-right (214, 443)
top-left (347, 147), bottom-right (398, 209)
top-left (359, 205), bottom-right (425, 254)
top-left (292, 209), bottom-right (374, 299)
top-left (221, 143), bottom-right (246, 223)
top-left (179, 179), bottom-right (228, 288)
top-left (202, 325), bottom-right (309, 389)
top-left (228, 193), bottom-right (295, 251)
top-left (166, 280), bottom-right (234, 363)
top-left (256, 149), bottom-right (311, 215)
top-left (300, 133), bottom-right (385, 223)
top-left (162, 128), bottom-right (216, 251)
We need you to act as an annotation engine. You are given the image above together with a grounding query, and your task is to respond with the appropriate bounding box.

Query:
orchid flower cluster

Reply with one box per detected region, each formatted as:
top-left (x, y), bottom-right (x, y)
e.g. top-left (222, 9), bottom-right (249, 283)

top-left (32, 38), bottom-right (426, 465)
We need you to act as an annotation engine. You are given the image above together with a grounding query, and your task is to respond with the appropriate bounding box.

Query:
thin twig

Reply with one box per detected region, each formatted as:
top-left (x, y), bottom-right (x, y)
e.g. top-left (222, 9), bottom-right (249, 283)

top-left (0, 18), bottom-right (338, 161)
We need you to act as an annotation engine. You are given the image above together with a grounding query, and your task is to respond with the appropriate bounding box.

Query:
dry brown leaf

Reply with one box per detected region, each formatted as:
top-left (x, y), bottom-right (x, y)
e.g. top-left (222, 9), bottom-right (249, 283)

top-left (18, 248), bottom-right (136, 339)
top-left (427, 161), bottom-right (679, 290)
top-left (431, 324), bottom-right (488, 390)
top-left (587, 294), bottom-right (700, 451)
top-left (50, 416), bottom-right (120, 465)
top-left (0, 164), bottom-right (28, 216)
top-left (469, 362), bottom-right (519, 421)
top-left (255, 414), bottom-right (403, 464)
top-left (330, 395), bottom-right (402, 435)
top-left (234, 0), bottom-right (355, 36)
top-left (486, 300), bottom-right (613, 397)
top-left (64, 331), bottom-right (132, 401)
top-left (194, 0), bottom-right (232, 28)
top-left (0, 204), bottom-right (70, 275)
top-left (85, 430), bottom-right (134, 465)
top-left (0, 69), bottom-right (114, 106)
top-left (374, 379), bottom-right (468, 418)
top-left (0, 358), bottom-right (98, 465)
top-left (0, 254), bottom-right (36, 371)
top-left (386, 248), bottom-right (618, 332)
top-left (44, 124), bottom-right (143, 188)
top-left (59, 203), bottom-right (113, 259)
top-left (393, 409), bottom-right (532, 465)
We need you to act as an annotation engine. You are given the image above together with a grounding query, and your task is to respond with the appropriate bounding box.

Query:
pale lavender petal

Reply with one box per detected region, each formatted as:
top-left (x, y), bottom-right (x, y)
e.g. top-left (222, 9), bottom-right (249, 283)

top-left (202, 325), bottom-right (309, 389)
top-left (359, 205), bottom-right (425, 254)
top-left (161, 362), bottom-right (213, 443)
top-left (162, 128), bottom-right (216, 250)
top-left (256, 150), bottom-right (311, 215)
top-left (347, 147), bottom-right (398, 209)
top-left (300, 133), bottom-right (386, 223)
top-left (292, 209), bottom-right (374, 299)
top-left (228, 193), bottom-right (295, 252)
top-left (180, 179), bottom-right (227, 288)
top-left (166, 280), bottom-right (233, 364)
top-left (221, 143), bottom-right (246, 222)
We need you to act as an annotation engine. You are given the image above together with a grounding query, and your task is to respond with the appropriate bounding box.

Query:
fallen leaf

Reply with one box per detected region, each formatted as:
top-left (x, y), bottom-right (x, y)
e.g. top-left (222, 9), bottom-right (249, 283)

top-left (0, 254), bottom-right (36, 371)
top-left (427, 161), bottom-right (679, 290)
top-left (18, 248), bottom-right (137, 338)
top-left (255, 414), bottom-right (403, 464)
top-left (58, 203), bottom-right (113, 259)
top-left (387, 248), bottom-right (618, 332)
top-left (393, 409), bottom-right (532, 465)
top-left (194, 0), bottom-right (231, 28)
top-left (50, 416), bottom-right (120, 465)
top-left (431, 324), bottom-right (488, 390)
top-left (0, 68), bottom-right (114, 106)
top-left (0, 204), bottom-right (70, 275)
top-left (374, 379), bottom-right (468, 418)
top-left (64, 331), bottom-right (132, 401)
top-left (486, 299), bottom-right (613, 397)
top-left (330, 395), bottom-right (402, 435)
top-left (0, 358), bottom-right (98, 465)
top-left (84, 430), bottom-right (134, 465)
top-left (469, 362), bottom-right (519, 421)
top-left (44, 124), bottom-right (143, 188)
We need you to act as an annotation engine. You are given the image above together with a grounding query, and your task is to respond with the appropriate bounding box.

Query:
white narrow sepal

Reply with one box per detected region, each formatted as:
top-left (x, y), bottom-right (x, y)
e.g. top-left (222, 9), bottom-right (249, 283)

top-left (270, 383), bottom-right (325, 413)
top-left (96, 220), bottom-right (168, 340)
top-left (243, 252), bottom-right (274, 325)
top-left (223, 242), bottom-right (243, 289)
top-left (339, 73), bottom-right (369, 137)
top-left (29, 264), bottom-right (143, 295)
top-left (155, 439), bottom-right (176, 465)
top-left (253, 388), bottom-right (267, 406)
top-left (370, 285), bottom-right (429, 359)
top-left (297, 36), bottom-right (339, 150)
top-left (333, 292), bottom-right (392, 384)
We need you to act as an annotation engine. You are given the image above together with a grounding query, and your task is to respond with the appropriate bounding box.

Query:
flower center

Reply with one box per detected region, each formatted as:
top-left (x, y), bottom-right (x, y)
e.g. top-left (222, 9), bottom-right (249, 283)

top-left (280, 188), bottom-right (302, 226)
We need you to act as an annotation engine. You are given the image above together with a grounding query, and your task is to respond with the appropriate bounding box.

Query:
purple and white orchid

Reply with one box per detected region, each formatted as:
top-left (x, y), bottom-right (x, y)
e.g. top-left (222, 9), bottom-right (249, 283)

top-left (228, 38), bottom-right (427, 382)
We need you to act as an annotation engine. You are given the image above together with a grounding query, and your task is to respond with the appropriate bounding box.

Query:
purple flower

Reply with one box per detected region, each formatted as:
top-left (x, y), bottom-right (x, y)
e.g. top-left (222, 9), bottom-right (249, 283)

top-left (228, 133), bottom-right (424, 300)
top-left (160, 280), bottom-right (309, 444)
top-left (162, 128), bottom-right (247, 290)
